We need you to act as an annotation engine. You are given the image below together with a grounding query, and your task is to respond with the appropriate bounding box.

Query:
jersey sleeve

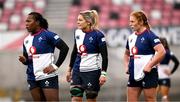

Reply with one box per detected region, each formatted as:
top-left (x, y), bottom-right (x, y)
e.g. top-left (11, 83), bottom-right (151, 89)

top-left (46, 31), bottom-right (61, 46)
top-left (148, 31), bottom-right (161, 48)
top-left (23, 44), bottom-right (29, 65)
top-left (125, 40), bottom-right (129, 50)
top-left (97, 31), bottom-right (106, 47)
top-left (97, 31), bottom-right (108, 72)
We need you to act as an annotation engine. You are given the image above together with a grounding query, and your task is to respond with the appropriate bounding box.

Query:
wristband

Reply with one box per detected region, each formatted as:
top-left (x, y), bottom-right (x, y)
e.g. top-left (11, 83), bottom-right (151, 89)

top-left (101, 71), bottom-right (107, 77)
top-left (51, 63), bottom-right (59, 70)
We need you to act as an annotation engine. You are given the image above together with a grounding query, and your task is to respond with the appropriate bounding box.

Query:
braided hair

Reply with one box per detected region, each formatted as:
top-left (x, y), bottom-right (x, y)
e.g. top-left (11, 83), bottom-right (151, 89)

top-left (28, 12), bottom-right (48, 30)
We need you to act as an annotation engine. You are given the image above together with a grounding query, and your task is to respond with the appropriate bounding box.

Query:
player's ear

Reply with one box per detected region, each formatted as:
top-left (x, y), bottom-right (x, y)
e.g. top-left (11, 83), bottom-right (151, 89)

top-left (139, 21), bottom-right (143, 26)
top-left (36, 21), bottom-right (40, 25)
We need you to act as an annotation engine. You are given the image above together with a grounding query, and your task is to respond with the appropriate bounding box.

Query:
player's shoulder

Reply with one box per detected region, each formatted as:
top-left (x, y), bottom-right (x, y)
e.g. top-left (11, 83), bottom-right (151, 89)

top-left (42, 29), bottom-right (55, 35)
top-left (146, 30), bottom-right (157, 36)
top-left (94, 29), bottom-right (105, 37)
top-left (24, 34), bottom-right (31, 41)
top-left (128, 32), bottom-right (136, 39)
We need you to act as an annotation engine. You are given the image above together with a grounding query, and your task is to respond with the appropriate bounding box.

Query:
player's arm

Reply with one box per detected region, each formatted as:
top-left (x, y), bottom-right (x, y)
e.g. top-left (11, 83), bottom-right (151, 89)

top-left (144, 43), bottom-right (165, 72)
top-left (124, 49), bottom-right (130, 74)
top-left (99, 43), bottom-right (108, 72)
top-left (171, 54), bottom-right (179, 74)
top-left (68, 42), bottom-right (77, 72)
top-left (19, 44), bottom-right (29, 65)
top-left (66, 43), bottom-right (77, 82)
top-left (99, 43), bottom-right (108, 86)
top-left (54, 39), bottom-right (69, 68)
top-left (124, 40), bottom-right (130, 74)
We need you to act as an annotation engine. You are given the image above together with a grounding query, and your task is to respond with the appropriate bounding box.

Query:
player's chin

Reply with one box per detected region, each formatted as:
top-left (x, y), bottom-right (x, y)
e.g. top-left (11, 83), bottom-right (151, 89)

top-left (26, 28), bottom-right (31, 32)
top-left (130, 27), bottom-right (135, 30)
top-left (77, 25), bottom-right (83, 29)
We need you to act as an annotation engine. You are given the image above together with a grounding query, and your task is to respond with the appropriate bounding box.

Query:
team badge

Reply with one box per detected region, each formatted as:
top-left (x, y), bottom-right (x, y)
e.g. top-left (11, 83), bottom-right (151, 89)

top-left (89, 37), bottom-right (93, 43)
top-left (141, 37), bottom-right (145, 43)
top-left (87, 82), bottom-right (92, 88)
top-left (38, 37), bottom-right (43, 42)
top-left (45, 80), bottom-right (49, 87)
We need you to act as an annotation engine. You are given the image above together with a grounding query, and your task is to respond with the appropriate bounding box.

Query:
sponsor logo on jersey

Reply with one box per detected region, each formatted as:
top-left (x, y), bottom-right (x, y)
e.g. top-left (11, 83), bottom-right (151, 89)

top-left (101, 37), bottom-right (105, 42)
top-left (131, 46), bottom-right (138, 55)
top-left (29, 46), bottom-right (36, 54)
top-left (54, 35), bottom-right (59, 40)
top-left (154, 38), bottom-right (160, 43)
top-left (79, 44), bottom-right (87, 56)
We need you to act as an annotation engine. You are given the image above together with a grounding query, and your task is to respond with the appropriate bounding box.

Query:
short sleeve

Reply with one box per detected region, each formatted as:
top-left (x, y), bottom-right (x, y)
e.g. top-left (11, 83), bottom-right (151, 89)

top-left (148, 31), bottom-right (161, 48)
top-left (97, 31), bottom-right (106, 47)
top-left (46, 31), bottom-right (61, 46)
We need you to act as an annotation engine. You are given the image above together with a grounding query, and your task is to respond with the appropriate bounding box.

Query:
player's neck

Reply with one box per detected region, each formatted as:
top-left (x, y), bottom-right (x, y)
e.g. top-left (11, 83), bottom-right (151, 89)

top-left (136, 27), bottom-right (147, 35)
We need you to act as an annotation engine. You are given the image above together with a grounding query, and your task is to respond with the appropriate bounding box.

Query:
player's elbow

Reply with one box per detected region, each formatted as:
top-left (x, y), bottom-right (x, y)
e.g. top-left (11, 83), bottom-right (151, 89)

top-left (159, 47), bottom-right (166, 61)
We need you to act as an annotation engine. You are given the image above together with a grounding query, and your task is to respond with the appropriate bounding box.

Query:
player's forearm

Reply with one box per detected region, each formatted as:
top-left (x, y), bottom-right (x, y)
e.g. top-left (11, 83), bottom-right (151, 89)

top-left (100, 44), bottom-right (108, 72)
top-left (147, 46), bottom-right (165, 68)
top-left (124, 49), bottom-right (130, 71)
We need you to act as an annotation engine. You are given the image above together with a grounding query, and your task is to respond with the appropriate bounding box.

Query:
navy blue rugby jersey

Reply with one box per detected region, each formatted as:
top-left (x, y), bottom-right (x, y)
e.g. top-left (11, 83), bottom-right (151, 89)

top-left (126, 29), bottom-right (161, 81)
top-left (23, 29), bottom-right (61, 80)
top-left (73, 29), bottom-right (106, 72)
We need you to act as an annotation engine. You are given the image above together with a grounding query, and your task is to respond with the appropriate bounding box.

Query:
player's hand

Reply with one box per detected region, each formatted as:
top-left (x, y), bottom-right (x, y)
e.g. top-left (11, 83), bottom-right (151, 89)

top-left (143, 65), bottom-right (152, 73)
top-left (125, 68), bottom-right (129, 74)
top-left (66, 71), bottom-right (72, 83)
top-left (43, 65), bottom-right (56, 74)
top-left (19, 56), bottom-right (26, 63)
top-left (99, 75), bottom-right (107, 86)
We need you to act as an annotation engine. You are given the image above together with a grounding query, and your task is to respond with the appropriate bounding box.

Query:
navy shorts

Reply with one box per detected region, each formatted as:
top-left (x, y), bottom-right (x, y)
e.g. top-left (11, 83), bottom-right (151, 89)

top-left (27, 76), bottom-right (59, 90)
top-left (128, 68), bottom-right (158, 88)
top-left (158, 78), bottom-right (171, 87)
top-left (71, 69), bottom-right (101, 93)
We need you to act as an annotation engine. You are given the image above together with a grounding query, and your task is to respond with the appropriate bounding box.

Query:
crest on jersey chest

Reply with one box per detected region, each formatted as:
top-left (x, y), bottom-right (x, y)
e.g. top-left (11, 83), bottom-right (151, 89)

top-left (38, 36), bottom-right (43, 42)
top-left (140, 37), bottom-right (145, 43)
top-left (89, 37), bottom-right (93, 43)
top-left (38, 36), bottom-right (46, 42)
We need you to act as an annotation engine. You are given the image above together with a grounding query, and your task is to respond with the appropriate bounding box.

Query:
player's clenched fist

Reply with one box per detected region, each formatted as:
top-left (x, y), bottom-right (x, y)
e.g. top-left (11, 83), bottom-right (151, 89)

top-left (19, 56), bottom-right (26, 63)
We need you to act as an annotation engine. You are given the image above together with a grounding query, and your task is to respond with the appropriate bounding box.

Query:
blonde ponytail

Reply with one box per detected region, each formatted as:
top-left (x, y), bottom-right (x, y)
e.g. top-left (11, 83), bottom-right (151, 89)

top-left (79, 10), bottom-right (100, 30)
top-left (91, 10), bottom-right (99, 30)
